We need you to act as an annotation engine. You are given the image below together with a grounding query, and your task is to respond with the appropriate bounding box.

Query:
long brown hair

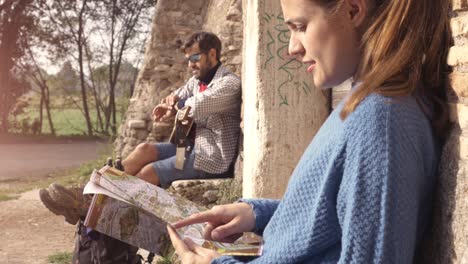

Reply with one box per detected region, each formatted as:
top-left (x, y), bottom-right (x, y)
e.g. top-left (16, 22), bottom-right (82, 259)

top-left (319, 0), bottom-right (452, 140)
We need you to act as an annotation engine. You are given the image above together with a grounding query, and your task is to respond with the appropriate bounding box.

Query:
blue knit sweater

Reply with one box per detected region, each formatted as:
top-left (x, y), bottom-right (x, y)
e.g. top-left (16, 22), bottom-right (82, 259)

top-left (213, 93), bottom-right (439, 264)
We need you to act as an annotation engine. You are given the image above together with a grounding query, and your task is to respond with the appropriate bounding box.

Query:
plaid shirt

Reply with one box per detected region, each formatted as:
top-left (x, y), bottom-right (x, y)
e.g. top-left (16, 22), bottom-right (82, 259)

top-left (173, 65), bottom-right (241, 174)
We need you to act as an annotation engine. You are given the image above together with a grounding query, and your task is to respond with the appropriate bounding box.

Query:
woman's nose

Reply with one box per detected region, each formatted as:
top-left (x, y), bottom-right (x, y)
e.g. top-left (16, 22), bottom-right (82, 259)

top-left (288, 35), bottom-right (305, 58)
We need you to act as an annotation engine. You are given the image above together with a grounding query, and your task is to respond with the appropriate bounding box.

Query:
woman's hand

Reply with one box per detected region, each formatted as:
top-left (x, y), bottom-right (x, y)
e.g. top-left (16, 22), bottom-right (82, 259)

top-left (167, 225), bottom-right (220, 264)
top-left (172, 202), bottom-right (256, 243)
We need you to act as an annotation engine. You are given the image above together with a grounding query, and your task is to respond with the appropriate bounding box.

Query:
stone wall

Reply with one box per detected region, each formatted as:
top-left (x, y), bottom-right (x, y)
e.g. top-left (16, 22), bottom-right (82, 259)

top-left (115, 0), bottom-right (243, 158)
top-left (420, 1), bottom-right (468, 263)
top-left (203, 0), bottom-right (243, 75)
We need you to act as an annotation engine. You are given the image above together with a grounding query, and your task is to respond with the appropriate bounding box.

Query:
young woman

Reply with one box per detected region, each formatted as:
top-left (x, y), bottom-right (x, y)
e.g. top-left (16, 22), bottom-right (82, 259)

top-left (167, 0), bottom-right (451, 263)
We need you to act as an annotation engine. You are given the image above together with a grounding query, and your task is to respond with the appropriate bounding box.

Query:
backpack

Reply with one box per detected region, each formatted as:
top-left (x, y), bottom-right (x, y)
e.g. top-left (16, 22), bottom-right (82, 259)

top-left (72, 220), bottom-right (145, 264)
top-left (72, 158), bottom-right (155, 264)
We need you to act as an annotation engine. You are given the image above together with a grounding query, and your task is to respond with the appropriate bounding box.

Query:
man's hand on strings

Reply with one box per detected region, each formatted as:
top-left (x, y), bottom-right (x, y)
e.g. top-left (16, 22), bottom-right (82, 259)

top-left (152, 103), bottom-right (176, 122)
top-left (160, 94), bottom-right (180, 109)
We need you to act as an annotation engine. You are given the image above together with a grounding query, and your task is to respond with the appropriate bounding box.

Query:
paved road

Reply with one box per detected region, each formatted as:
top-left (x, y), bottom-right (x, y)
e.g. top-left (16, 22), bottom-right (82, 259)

top-left (0, 140), bottom-right (109, 181)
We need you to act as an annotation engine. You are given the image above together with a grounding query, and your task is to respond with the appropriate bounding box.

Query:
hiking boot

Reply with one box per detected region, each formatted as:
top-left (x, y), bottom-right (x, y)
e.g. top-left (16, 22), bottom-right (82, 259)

top-left (106, 157), bottom-right (114, 167)
top-left (39, 187), bottom-right (81, 225)
top-left (39, 184), bottom-right (91, 225)
top-left (115, 157), bottom-right (124, 171)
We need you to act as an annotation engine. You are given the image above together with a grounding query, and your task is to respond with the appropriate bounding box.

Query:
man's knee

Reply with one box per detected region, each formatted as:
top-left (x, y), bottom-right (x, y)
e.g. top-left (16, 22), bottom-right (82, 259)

top-left (137, 164), bottom-right (160, 186)
top-left (134, 142), bottom-right (158, 158)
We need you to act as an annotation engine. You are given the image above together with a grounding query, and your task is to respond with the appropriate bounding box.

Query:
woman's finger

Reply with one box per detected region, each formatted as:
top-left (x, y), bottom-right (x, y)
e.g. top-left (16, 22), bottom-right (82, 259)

top-left (216, 233), bottom-right (243, 243)
top-left (211, 218), bottom-right (243, 241)
top-left (172, 210), bottom-right (220, 229)
top-left (167, 225), bottom-right (190, 255)
top-left (203, 222), bottom-right (215, 240)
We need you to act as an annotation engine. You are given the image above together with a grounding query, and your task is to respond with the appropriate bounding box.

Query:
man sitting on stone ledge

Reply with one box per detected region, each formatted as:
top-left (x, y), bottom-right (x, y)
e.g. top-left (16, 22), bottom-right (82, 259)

top-left (124, 31), bottom-right (242, 189)
top-left (40, 31), bottom-right (241, 225)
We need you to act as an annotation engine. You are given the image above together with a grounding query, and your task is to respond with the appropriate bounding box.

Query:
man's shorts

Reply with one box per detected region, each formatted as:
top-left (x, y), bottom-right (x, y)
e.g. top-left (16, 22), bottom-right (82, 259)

top-left (152, 143), bottom-right (233, 188)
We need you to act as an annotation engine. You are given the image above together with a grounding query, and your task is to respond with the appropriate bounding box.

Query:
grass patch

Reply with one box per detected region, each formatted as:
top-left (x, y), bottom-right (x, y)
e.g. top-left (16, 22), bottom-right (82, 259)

top-left (47, 251), bottom-right (72, 264)
top-left (216, 178), bottom-right (242, 205)
top-left (156, 257), bottom-right (173, 264)
top-left (11, 107), bottom-right (124, 136)
top-left (0, 193), bottom-right (19, 202)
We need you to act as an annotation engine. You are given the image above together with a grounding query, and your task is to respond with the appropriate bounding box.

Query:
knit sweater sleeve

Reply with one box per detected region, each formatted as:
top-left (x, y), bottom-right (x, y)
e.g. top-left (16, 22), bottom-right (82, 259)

top-left (336, 98), bottom-right (433, 263)
top-left (211, 256), bottom-right (245, 264)
top-left (239, 198), bottom-right (280, 235)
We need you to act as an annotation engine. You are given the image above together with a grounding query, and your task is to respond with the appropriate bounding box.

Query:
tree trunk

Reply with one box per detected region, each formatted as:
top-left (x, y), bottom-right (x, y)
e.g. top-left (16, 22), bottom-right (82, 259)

top-left (85, 46), bottom-right (104, 133)
top-left (43, 82), bottom-right (55, 136)
top-left (77, 0), bottom-right (93, 136)
top-left (0, 0), bottom-right (32, 133)
top-left (106, 0), bottom-right (145, 135)
top-left (105, 0), bottom-right (117, 135)
top-left (39, 91), bottom-right (44, 134)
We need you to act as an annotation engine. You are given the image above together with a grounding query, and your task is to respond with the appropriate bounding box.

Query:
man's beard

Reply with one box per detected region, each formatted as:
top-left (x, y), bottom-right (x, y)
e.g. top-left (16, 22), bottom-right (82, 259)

top-left (195, 60), bottom-right (214, 80)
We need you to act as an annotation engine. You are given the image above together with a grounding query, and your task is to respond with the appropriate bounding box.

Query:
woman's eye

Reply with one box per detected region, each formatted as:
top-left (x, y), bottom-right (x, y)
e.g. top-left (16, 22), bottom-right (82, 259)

top-left (296, 26), bottom-right (306, 32)
top-left (292, 24), bottom-right (306, 32)
top-left (286, 23), bottom-right (306, 32)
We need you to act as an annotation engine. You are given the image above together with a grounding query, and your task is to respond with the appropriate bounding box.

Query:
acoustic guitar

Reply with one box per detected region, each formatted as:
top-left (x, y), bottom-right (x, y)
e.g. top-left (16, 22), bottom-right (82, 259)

top-left (168, 106), bottom-right (194, 170)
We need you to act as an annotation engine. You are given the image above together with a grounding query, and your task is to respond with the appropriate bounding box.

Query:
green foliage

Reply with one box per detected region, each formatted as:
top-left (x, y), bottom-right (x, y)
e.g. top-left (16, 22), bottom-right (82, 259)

top-left (216, 178), bottom-right (242, 206)
top-left (47, 251), bottom-right (73, 264)
top-left (76, 153), bottom-right (112, 183)
top-left (5, 0), bottom-right (155, 135)
top-left (156, 256), bottom-right (174, 264)
top-left (47, 61), bottom-right (79, 95)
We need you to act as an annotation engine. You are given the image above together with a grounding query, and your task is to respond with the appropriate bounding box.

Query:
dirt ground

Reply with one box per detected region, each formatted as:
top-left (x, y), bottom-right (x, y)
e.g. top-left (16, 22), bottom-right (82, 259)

top-left (0, 190), bottom-right (77, 264)
top-left (0, 136), bottom-right (109, 264)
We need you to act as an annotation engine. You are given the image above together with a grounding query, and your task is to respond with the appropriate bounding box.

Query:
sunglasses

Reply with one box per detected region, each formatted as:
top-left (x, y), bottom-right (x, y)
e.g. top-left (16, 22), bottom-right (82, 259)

top-left (186, 53), bottom-right (203, 63)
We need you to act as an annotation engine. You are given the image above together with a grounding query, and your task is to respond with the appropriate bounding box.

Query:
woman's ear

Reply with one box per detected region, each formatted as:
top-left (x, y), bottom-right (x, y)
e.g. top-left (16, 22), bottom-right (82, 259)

top-left (344, 0), bottom-right (369, 28)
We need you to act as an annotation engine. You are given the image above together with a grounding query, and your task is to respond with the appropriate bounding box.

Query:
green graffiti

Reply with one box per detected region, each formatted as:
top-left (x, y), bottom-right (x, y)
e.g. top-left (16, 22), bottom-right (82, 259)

top-left (278, 59), bottom-right (303, 106)
top-left (261, 12), bottom-right (310, 106)
top-left (302, 81), bottom-right (312, 95)
top-left (264, 31), bottom-right (275, 69)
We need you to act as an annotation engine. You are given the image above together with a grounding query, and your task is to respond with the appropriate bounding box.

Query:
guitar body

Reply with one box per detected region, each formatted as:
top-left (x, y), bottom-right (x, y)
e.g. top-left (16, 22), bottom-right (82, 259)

top-left (168, 106), bottom-right (194, 170)
top-left (168, 106), bottom-right (194, 146)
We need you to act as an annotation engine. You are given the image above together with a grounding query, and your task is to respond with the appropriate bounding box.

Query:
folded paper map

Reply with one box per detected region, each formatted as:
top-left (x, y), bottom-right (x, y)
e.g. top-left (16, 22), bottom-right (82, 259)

top-left (83, 165), bottom-right (263, 256)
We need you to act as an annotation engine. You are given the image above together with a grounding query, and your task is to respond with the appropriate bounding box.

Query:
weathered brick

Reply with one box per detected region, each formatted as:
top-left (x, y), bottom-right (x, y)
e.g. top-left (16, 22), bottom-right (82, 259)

top-left (449, 103), bottom-right (458, 123)
top-left (449, 102), bottom-right (468, 129)
top-left (448, 46), bottom-right (468, 66)
top-left (128, 119), bottom-right (146, 129)
top-left (451, 16), bottom-right (468, 37)
top-left (450, 72), bottom-right (468, 98)
top-left (453, 0), bottom-right (468, 11)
